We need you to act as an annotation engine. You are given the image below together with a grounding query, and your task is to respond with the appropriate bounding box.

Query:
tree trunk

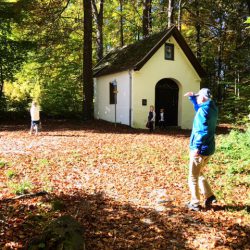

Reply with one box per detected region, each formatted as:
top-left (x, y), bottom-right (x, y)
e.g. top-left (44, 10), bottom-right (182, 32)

top-left (177, 0), bottom-right (182, 31)
top-left (142, 0), bottom-right (152, 37)
top-left (217, 11), bottom-right (227, 102)
top-left (246, 0), bottom-right (250, 14)
top-left (217, 43), bottom-right (222, 101)
top-left (0, 57), bottom-right (4, 98)
top-left (120, 0), bottom-right (124, 46)
top-left (83, 0), bottom-right (94, 120)
top-left (92, 0), bottom-right (104, 61)
top-left (168, 0), bottom-right (175, 28)
top-left (195, 21), bottom-right (201, 61)
top-left (194, 1), bottom-right (201, 61)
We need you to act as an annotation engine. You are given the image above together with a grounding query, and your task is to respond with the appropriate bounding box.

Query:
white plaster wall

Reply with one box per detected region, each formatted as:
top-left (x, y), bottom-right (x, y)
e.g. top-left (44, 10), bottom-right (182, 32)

top-left (132, 36), bottom-right (201, 129)
top-left (94, 71), bottom-right (130, 125)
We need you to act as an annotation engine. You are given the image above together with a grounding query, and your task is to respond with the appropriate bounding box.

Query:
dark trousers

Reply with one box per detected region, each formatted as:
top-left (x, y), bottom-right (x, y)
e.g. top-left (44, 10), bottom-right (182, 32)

top-left (159, 121), bottom-right (165, 129)
top-left (149, 121), bottom-right (154, 132)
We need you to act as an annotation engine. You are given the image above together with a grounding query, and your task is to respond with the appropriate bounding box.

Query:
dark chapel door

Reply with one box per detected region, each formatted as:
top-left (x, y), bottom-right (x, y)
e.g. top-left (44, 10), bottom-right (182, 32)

top-left (155, 79), bottom-right (179, 126)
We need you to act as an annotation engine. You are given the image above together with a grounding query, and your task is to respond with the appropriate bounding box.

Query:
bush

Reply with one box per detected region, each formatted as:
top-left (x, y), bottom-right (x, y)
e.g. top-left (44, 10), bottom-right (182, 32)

top-left (210, 128), bottom-right (250, 203)
top-left (217, 128), bottom-right (250, 162)
top-left (219, 86), bottom-right (250, 125)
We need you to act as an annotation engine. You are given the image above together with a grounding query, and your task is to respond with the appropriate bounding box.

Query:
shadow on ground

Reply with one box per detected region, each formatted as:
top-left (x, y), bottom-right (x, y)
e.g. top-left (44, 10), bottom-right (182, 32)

top-left (0, 119), bottom-right (237, 137)
top-left (1, 191), bottom-right (250, 249)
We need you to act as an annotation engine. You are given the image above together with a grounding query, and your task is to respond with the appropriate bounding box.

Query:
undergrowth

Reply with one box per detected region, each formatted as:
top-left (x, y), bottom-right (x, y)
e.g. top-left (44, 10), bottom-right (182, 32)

top-left (209, 127), bottom-right (250, 207)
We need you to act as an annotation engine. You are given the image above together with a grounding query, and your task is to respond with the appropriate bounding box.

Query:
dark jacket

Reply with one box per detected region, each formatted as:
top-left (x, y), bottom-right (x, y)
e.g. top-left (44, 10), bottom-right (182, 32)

top-left (148, 111), bottom-right (155, 122)
top-left (189, 96), bottom-right (218, 156)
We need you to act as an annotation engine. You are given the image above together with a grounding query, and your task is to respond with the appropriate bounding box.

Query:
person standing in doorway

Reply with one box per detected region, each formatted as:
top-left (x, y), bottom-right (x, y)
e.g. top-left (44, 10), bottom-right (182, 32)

top-left (30, 101), bottom-right (40, 135)
top-left (159, 108), bottom-right (165, 129)
top-left (148, 105), bottom-right (156, 133)
top-left (184, 88), bottom-right (218, 211)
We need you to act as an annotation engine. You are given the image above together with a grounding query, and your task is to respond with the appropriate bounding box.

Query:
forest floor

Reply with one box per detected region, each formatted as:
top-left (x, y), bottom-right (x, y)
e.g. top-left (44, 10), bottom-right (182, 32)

top-left (0, 120), bottom-right (249, 249)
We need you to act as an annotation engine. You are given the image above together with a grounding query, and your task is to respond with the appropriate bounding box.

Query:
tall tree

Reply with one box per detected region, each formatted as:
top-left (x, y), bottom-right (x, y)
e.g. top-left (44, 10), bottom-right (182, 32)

top-left (177, 0), bottom-right (183, 31)
top-left (1, 0), bottom-right (249, 121)
top-left (194, 0), bottom-right (201, 61)
top-left (142, 0), bottom-right (152, 37)
top-left (83, 0), bottom-right (94, 120)
top-left (92, 0), bottom-right (104, 61)
top-left (0, 1), bottom-right (21, 97)
top-left (0, 4), bottom-right (30, 98)
top-left (167, 0), bottom-right (175, 28)
top-left (119, 0), bottom-right (124, 46)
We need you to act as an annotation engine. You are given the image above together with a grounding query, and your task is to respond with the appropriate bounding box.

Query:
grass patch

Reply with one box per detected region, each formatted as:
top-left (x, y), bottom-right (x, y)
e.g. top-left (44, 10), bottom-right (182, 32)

top-left (209, 127), bottom-right (250, 204)
top-left (6, 169), bottom-right (16, 179)
top-left (8, 180), bottom-right (33, 195)
top-left (0, 160), bottom-right (6, 168)
top-left (38, 158), bottom-right (49, 167)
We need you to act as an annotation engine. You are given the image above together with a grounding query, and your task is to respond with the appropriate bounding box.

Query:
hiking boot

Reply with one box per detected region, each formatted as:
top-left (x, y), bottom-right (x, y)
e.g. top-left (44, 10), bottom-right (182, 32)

top-left (186, 202), bottom-right (202, 211)
top-left (205, 195), bottom-right (217, 207)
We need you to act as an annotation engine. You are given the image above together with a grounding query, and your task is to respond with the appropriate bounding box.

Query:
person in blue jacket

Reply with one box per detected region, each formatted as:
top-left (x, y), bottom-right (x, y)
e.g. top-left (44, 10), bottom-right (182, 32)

top-left (184, 88), bottom-right (218, 211)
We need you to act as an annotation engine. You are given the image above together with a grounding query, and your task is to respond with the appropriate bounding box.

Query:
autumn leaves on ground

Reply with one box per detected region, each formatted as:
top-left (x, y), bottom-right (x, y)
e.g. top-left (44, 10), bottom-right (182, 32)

top-left (0, 120), bottom-right (249, 249)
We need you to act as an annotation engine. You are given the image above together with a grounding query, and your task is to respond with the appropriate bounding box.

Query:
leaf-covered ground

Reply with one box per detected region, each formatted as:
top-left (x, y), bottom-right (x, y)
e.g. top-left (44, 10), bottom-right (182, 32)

top-left (0, 120), bottom-right (249, 249)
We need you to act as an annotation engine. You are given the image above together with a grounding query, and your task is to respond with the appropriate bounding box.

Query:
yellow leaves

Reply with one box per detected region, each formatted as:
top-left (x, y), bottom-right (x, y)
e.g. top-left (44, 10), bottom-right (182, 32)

top-left (3, 81), bottom-right (28, 102)
top-left (4, 79), bottom-right (41, 104)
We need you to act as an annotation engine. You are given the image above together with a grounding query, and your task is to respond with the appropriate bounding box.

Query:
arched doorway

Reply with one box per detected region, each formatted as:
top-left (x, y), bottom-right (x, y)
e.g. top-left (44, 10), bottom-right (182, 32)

top-left (155, 79), bottom-right (179, 126)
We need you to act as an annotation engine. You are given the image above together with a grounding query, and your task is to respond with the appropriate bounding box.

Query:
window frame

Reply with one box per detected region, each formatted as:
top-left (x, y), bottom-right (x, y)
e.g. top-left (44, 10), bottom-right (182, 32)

top-left (165, 43), bottom-right (174, 60)
top-left (109, 81), bottom-right (117, 105)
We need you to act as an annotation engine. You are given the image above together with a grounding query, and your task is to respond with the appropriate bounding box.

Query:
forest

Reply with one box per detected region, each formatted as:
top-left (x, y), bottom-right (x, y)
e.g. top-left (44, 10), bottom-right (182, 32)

top-left (0, 1), bottom-right (250, 249)
top-left (0, 0), bottom-right (249, 122)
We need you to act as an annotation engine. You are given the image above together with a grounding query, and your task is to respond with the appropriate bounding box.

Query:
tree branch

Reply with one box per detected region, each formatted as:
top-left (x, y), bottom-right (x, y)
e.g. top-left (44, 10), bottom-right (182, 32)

top-left (54, 0), bottom-right (71, 21)
top-left (1, 191), bottom-right (48, 202)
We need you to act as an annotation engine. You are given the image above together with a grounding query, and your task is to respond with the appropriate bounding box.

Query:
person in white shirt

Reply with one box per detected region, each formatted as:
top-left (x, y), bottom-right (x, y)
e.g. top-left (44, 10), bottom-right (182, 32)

top-left (159, 108), bottom-right (165, 129)
top-left (30, 101), bottom-right (40, 135)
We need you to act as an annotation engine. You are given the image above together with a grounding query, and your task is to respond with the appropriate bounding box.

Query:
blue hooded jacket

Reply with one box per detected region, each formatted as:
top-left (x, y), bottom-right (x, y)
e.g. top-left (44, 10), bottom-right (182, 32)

top-left (189, 96), bottom-right (218, 156)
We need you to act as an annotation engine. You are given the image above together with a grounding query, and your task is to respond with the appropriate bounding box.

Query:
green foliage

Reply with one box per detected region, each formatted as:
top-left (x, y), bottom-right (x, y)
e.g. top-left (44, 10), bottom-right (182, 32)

top-left (0, 0), bottom-right (249, 121)
top-left (2, 1), bottom-right (83, 116)
top-left (6, 169), bottom-right (15, 179)
top-left (227, 164), bottom-right (250, 175)
top-left (217, 80), bottom-right (250, 125)
top-left (39, 48), bottom-right (83, 117)
top-left (183, 1), bottom-right (249, 108)
top-left (8, 179), bottom-right (33, 195)
top-left (0, 17), bottom-right (33, 91)
top-left (209, 128), bottom-right (250, 203)
top-left (0, 160), bottom-right (6, 168)
top-left (217, 129), bottom-right (250, 168)
top-left (244, 17), bottom-right (250, 28)
top-left (102, 0), bottom-right (143, 50)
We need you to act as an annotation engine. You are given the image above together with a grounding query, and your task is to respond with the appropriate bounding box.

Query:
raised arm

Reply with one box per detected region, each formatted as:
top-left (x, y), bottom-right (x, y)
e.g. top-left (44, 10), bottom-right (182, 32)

top-left (184, 92), bottom-right (199, 112)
